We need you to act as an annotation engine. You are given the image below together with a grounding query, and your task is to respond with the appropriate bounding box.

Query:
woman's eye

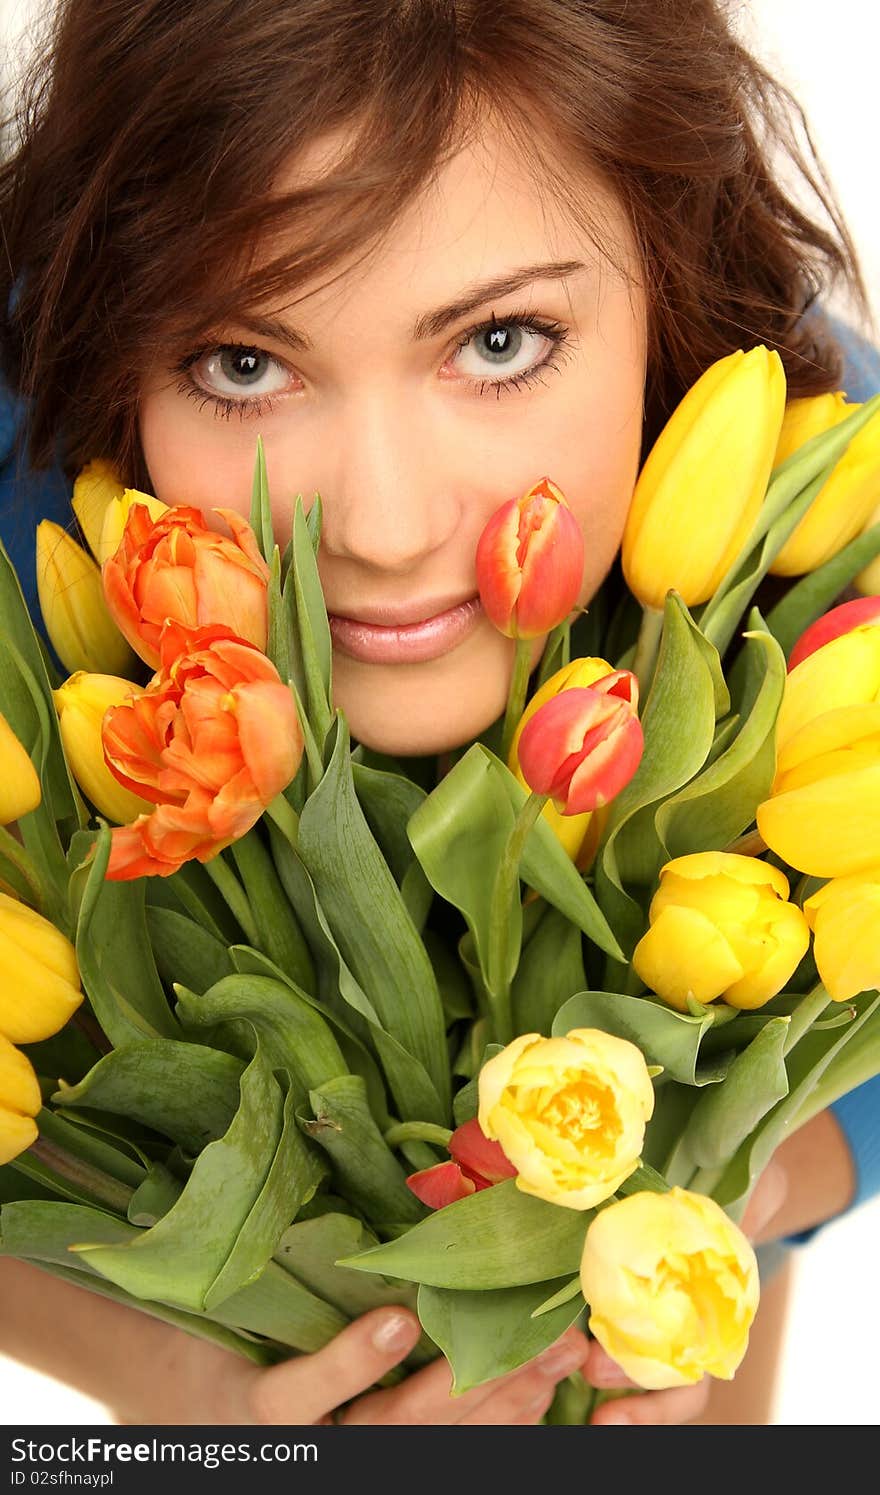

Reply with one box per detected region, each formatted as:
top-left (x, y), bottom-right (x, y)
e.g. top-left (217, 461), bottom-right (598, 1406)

top-left (451, 320), bottom-right (560, 383)
top-left (194, 345), bottom-right (294, 400)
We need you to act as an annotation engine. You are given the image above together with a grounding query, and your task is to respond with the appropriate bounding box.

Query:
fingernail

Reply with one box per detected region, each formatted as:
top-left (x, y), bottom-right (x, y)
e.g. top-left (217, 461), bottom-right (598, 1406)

top-left (537, 1344), bottom-right (584, 1378)
top-left (371, 1312), bottom-right (419, 1353)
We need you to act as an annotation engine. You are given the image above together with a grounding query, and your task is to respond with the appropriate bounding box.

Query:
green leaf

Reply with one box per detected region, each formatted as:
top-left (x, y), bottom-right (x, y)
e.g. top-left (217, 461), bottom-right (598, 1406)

top-left (300, 1075), bottom-right (425, 1234)
top-left (175, 972), bottom-right (348, 1109)
top-left (72, 825), bottom-right (180, 1044)
top-left (418, 1276), bottom-right (584, 1393)
top-left (204, 1078), bottom-right (325, 1311)
top-left (352, 760), bottom-right (428, 886)
top-left (710, 991), bottom-right (880, 1219)
top-left (680, 1017), bottom-right (790, 1171)
top-left (210, 1259), bottom-right (347, 1351)
top-left (274, 1212), bottom-right (419, 1318)
top-left (54, 1041), bottom-right (243, 1153)
top-left (339, 1178), bottom-right (591, 1289)
top-left (230, 828), bottom-right (316, 993)
top-left (71, 1045), bottom-right (292, 1310)
top-left (512, 906), bottom-right (586, 1036)
top-left (288, 496), bottom-right (333, 745)
top-left (127, 1163), bottom-right (183, 1226)
top-left (35, 1109), bottom-right (145, 1191)
top-left (145, 906), bottom-right (234, 994)
top-left (297, 717), bottom-right (450, 1119)
top-left (552, 990), bottom-right (726, 1086)
top-left (595, 594), bottom-right (717, 961)
top-left (654, 623), bottom-right (785, 860)
top-left (764, 522), bottom-right (880, 663)
top-left (247, 436), bottom-right (275, 562)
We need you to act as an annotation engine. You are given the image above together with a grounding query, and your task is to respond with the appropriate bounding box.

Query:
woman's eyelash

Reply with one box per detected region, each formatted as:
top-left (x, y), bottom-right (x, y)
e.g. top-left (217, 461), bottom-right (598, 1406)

top-left (171, 310), bottom-right (574, 419)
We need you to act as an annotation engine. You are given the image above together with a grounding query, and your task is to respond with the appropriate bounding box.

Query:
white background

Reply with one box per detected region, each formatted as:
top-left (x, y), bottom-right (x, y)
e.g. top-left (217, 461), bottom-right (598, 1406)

top-left (1, 0), bottom-right (878, 1427)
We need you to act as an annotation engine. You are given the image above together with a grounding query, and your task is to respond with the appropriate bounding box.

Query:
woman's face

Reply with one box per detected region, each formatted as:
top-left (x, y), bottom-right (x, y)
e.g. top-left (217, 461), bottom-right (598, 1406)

top-left (139, 118), bottom-right (647, 755)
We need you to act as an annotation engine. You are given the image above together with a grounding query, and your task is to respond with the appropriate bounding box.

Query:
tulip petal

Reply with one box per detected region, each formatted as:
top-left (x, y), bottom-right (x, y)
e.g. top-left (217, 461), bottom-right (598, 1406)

top-left (633, 904), bottom-right (744, 1009)
top-left (406, 1161), bottom-right (476, 1209)
top-left (757, 765), bottom-right (880, 878)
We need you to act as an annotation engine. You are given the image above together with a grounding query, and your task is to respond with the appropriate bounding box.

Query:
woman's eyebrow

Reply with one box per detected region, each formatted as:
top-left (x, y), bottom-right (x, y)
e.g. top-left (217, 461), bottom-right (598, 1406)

top-left (233, 259), bottom-right (589, 353)
top-left (410, 259), bottom-right (590, 339)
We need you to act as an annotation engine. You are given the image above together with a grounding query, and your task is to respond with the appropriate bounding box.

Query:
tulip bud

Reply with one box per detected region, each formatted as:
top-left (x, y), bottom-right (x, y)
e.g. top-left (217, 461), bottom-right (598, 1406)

top-left (0, 1032), bottom-right (41, 1166)
top-left (632, 852), bottom-right (810, 1010)
top-left (0, 712), bottom-right (41, 824)
top-left (803, 869), bottom-right (880, 1001)
top-left (788, 596), bottom-right (880, 672)
top-left (517, 671), bottom-right (643, 814)
top-left (100, 489), bottom-right (169, 568)
top-left (580, 1187), bottom-right (759, 1388)
top-left (769, 394), bottom-right (880, 576)
top-left (475, 478), bottom-right (584, 639)
top-left (103, 504), bottom-right (269, 669)
top-left (36, 521), bottom-right (138, 676)
top-left (0, 890), bottom-right (83, 1042)
top-left (53, 673), bottom-right (154, 824)
top-left (405, 1118), bottom-right (517, 1209)
top-left (622, 346), bottom-right (786, 609)
top-left (508, 658), bottom-right (615, 860)
top-left (71, 459), bottom-right (125, 562)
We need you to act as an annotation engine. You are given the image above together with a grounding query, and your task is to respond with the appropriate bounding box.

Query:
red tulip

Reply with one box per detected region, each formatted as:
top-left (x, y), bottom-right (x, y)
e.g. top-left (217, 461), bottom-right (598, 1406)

top-left (788, 595), bottom-right (880, 672)
top-left (102, 624), bottom-right (302, 879)
top-left (103, 503), bottom-right (269, 669)
top-left (406, 1118), bottom-right (517, 1210)
top-left (475, 478), bottom-right (585, 638)
top-left (517, 670), bottom-right (643, 813)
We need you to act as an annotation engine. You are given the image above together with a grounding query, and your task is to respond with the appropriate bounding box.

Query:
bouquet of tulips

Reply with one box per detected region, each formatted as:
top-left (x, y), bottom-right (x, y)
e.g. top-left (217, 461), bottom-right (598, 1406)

top-left (3, 344), bottom-right (880, 1419)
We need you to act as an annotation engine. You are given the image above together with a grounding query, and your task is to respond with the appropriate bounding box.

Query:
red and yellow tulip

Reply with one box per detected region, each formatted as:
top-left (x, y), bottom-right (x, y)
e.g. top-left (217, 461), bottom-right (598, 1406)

top-left (475, 478), bottom-right (584, 639)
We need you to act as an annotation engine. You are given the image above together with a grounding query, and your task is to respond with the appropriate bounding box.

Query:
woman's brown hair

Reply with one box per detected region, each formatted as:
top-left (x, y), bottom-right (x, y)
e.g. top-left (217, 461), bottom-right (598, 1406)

top-left (0, 0), bottom-right (868, 482)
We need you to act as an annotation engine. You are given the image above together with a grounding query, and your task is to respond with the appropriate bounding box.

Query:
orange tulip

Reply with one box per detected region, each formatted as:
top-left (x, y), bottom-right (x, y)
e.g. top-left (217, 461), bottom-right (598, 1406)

top-left (517, 670), bottom-right (643, 813)
top-left (102, 624), bottom-right (303, 879)
top-left (475, 478), bottom-right (584, 639)
top-left (103, 503), bottom-right (270, 668)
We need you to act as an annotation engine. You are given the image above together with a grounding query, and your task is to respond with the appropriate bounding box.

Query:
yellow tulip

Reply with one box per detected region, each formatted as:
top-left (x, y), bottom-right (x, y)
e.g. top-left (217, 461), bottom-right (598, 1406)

top-left (775, 624), bottom-right (880, 756)
top-left (0, 890), bottom-right (83, 1042)
top-left (580, 1187), bottom-right (759, 1389)
top-left (803, 869), bottom-right (880, 1001)
top-left (622, 346), bottom-right (786, 609)
top-left (36, 521), bottom-right (137, 676)
top-left (509, 658), bottom-right (614, 860)
top-left (757, 703), bottom-right (880, 878)
top-left (477, 1028), bottom-right (654, 1210)
top-left (53, 673), bottom-right (153, 824)
top-left (99, 488), bottom-right (169, 568)
top-left (0, 712), bottom-right (41, 824)
top-left (632, 852), bottom-right (810, 1010)
top-left (71, 459), bottom-right (125, 562)
top-left (0, 1032), bottom-right (41, 1165)
top-left (769, 394), bottom-right (880, 576)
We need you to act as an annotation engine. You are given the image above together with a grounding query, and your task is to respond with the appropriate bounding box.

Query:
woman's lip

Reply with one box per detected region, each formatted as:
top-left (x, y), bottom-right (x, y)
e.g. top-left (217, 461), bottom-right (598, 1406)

top-left (328, 595), bottom-right (483, 664)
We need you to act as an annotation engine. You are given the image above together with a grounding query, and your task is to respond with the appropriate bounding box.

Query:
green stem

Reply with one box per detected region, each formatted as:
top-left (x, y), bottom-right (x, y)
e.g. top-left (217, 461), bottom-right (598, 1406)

top-left (383, 1121), bottom-right (454, 1149)
top-left (783, 981), bottom-right (831, 1056)
top-left (631, 605), bottom-right (664, 700)
top-left (486, 791), bottom-right (548, 1044)
top-left (264, 792), bottom-right (300, 848)
top-left (202, 853), bottom-right (260, 947)
top-left (500, 639), bottom-right (535, 763)
top-left (22, 1137), bottom-right (135, 1215)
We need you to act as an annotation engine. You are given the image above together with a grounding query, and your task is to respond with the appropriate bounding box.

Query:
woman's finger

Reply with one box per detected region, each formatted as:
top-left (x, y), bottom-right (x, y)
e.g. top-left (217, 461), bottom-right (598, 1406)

top-left (239, 1308), bottom-right (423, 1425)
top-left (582, 1341), bottom-right (638, 1391)
top-left (590, 1378), bottom-right (710, 1426)
top-left (342, 1328), bottom-right (589, 1426)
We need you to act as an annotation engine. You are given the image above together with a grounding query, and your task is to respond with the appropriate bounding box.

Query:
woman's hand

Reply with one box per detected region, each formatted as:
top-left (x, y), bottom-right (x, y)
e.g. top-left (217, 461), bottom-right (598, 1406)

top-left (217, 1310), bottom-right (589, 1426)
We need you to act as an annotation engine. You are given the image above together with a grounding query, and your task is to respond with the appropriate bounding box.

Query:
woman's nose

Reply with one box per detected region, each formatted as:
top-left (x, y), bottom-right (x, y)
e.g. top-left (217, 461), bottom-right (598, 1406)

top-left (316, 388), bottom-right (461, 572)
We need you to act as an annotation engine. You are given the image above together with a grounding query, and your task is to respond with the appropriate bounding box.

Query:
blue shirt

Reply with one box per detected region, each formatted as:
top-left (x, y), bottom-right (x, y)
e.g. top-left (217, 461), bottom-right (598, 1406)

top-left (3, 317), bottom-right (880, 1216)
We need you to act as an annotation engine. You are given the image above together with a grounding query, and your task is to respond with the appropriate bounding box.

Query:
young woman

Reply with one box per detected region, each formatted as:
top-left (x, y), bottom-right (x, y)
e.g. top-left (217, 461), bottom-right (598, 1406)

top-left (1, 0), bottom-right (877, 1425)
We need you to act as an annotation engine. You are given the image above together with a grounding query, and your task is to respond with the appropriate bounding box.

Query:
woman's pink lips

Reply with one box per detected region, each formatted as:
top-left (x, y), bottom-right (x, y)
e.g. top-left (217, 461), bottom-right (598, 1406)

top-left (328, 596), bottom-right (483, 663)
